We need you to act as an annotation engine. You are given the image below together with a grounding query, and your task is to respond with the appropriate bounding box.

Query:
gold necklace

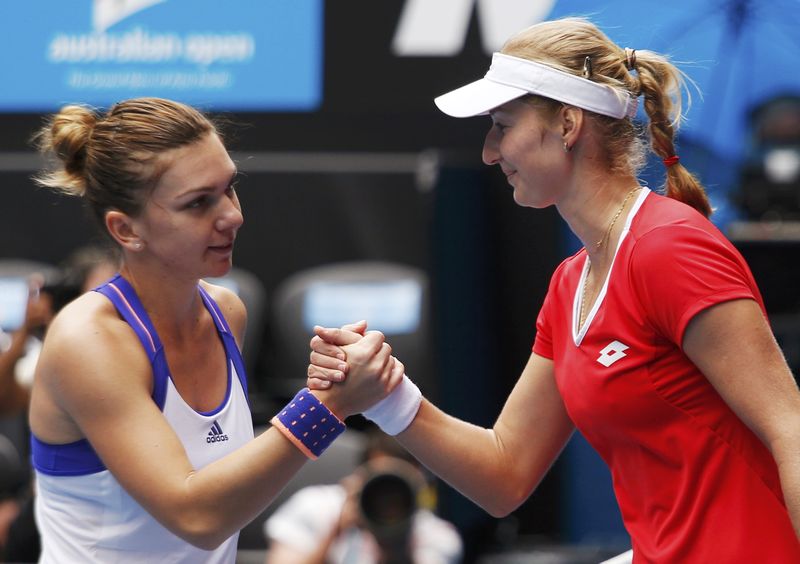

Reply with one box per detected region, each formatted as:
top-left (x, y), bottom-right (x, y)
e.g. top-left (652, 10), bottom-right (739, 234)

top-left (580, 186), bottom-right (640, 328)
top-left (579, 261), bottom-right (590, 328)
top-left (595, 186), bottom-right (640, 250)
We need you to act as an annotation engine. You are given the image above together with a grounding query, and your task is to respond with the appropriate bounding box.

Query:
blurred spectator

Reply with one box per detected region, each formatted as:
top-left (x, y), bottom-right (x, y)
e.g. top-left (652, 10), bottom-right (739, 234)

top-left (264, 425), bottom-right (462, 564)
top-left (736, 94), bottom-right (800, 220)
top-left (0, 244), bottom-right (118, 562)
top-left (0, 276), bottom-right (52, 416)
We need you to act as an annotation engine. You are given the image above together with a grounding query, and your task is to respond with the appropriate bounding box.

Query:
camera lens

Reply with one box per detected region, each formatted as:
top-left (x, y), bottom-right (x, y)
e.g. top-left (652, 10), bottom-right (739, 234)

top-left (360, 472), bottom-right (415, 527)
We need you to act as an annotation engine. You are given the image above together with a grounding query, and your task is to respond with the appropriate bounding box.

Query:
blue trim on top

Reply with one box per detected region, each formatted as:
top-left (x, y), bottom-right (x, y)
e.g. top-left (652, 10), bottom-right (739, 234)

top-left (199, 286), bottom-right (250, 401)
top-left (94, 274), bottom-right (170, 409)
top-left (31, 276), bottom-right (249, 477)
top-left (96, 274), bottom-right (164, 356)
top-left (30, 435), bottom-right (105, 476)
top-left (198, 285), bottom-right (233, 334)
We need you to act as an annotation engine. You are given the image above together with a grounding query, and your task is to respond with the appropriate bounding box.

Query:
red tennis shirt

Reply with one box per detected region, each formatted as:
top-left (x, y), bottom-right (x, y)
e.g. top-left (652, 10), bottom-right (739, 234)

top-left (533, 189), bottom-right (800, 563)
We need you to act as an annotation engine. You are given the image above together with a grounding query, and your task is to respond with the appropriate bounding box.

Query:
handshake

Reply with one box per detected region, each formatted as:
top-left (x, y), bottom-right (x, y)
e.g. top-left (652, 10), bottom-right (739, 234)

top-left (305, 320), bottom-right (422, 436)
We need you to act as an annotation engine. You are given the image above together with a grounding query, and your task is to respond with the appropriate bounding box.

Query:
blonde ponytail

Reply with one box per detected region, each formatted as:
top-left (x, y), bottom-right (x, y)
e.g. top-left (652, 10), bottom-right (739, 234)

top-left (634, 51), bottom-right (712, 217)
top-left (501, 17), bottom-right (713, 217)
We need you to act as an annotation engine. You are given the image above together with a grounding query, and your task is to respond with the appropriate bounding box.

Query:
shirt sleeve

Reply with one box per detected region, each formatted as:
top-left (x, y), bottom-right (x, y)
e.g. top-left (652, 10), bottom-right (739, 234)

top-left (532, 262), bottom-right (568, 358)
top-left (628, 224), bottom-right (758, 346)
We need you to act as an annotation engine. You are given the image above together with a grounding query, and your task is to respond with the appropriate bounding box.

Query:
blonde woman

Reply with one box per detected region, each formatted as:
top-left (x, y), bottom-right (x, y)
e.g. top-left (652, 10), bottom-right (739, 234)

top-left (309, 18), bottom-right (800, 563)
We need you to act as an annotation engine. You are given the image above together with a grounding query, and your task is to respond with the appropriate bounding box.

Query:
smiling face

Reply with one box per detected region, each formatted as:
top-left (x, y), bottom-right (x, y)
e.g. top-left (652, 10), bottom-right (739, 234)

top-left (132, 132), bottom-right (242, 280)
top-left (482, 99), bottom-right (569, 208)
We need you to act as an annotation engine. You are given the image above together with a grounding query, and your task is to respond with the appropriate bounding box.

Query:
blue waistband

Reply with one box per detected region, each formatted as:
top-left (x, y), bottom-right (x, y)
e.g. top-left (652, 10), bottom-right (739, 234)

top-left (31, 434), bottom-right (106, 476)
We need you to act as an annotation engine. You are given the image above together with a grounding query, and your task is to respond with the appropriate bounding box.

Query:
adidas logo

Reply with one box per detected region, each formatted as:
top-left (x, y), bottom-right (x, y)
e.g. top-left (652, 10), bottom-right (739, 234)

top-left (206, 420), bottom-right (229, 444)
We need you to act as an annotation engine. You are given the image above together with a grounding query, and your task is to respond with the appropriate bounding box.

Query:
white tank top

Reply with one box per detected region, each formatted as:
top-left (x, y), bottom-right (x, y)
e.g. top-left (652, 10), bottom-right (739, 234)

top-left (32, 275), bottom-right (254, 563)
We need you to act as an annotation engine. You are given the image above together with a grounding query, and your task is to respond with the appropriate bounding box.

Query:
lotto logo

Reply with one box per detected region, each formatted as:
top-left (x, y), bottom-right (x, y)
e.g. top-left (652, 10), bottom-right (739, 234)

top-left (597, 340), bottom-right (629, 367)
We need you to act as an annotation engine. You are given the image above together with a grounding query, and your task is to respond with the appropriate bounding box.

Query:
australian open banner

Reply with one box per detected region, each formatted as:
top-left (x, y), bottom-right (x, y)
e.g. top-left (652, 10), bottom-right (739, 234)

top-left (0, 0), bottom-right (323, 111)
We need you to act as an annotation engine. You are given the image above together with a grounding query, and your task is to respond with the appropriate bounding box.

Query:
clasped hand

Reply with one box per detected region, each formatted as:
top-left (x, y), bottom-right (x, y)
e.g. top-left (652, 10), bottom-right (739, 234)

top-left (307, 321), bottom-right (404, 418)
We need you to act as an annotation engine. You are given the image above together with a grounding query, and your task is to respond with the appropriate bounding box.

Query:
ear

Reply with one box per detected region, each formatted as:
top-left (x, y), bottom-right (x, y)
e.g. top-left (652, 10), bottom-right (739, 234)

top-left (559, 105), bottom-right (585, 151)
top-left (105, 210), bottom-right (143, 252)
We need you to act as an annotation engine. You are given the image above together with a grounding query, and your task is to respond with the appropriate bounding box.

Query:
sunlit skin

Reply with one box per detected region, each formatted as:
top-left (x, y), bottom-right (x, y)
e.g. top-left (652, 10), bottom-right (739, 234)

top-left (483, 100), bottom-right (569, 209)
top-left (481, 99), bottom-right (642, 271)
top-left (122, 131), bottom-right (243, 286)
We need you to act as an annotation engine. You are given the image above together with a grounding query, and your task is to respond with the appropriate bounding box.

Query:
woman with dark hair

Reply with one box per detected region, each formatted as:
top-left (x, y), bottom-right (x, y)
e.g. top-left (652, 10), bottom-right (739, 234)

top-left (29, 97), bottom-right (403, 563)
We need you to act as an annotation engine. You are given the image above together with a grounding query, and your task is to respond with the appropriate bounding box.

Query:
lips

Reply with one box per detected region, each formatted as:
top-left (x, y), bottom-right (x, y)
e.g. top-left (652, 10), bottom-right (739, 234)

top-left (209, 241), bottom-right (234, 253)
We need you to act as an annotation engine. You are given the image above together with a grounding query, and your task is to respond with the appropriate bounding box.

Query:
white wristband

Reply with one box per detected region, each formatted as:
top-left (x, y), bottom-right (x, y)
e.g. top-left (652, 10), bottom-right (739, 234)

top-left (362, 375), bottom-right (422, 436)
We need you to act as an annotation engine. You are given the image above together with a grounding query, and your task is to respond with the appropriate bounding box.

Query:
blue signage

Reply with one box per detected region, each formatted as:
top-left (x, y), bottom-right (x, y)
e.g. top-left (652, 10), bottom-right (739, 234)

top-left (0, 0), bottom-right (323, 111)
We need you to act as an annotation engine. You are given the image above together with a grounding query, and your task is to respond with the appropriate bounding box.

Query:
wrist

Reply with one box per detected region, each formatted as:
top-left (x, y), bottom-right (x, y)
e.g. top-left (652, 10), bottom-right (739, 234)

top-left (362, 375), bottom-right (421, 436)
top-left (271, 389), bottom-right (346, 459)
top-left (308, 388), bottom-right (348, 421)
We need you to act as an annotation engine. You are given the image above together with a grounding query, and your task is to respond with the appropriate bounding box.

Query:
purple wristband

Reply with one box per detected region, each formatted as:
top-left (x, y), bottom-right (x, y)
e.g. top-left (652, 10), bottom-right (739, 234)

top-left (271, 389), bottom-right (346, 459)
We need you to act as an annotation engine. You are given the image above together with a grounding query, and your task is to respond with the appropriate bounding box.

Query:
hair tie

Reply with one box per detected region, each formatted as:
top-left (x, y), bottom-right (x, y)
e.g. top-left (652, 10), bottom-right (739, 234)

top-left (624, 48), bottom-right (637, 71)
top-left (663, 155), bottom-right (680, 168)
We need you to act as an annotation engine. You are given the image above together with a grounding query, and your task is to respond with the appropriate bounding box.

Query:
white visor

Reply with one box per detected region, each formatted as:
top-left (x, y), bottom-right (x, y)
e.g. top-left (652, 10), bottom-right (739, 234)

top-left (435, 52), bottom-right (638, 120)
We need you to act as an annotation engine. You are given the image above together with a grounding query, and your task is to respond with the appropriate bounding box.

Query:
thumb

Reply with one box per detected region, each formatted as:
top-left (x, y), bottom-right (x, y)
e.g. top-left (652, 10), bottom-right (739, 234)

top-left (314, 325), bottom-right (362, 346)
top-left (351, 330), bottom-right (385, 356)
top-left (340, 320), bottom-right (367, 335)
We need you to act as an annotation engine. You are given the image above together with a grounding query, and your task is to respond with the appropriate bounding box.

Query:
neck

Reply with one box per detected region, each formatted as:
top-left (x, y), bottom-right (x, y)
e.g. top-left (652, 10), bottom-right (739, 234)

top-left (557, 172), bottom-right (641, 263)
top-left (118, 262), bottom-right (204, 338)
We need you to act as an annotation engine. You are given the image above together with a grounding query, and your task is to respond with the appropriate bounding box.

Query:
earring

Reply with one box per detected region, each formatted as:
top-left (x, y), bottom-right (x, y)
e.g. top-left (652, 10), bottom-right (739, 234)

top-left (134, 242), bottom-right (143, 250)
top-left (563, 142), bottom-right (572, 153)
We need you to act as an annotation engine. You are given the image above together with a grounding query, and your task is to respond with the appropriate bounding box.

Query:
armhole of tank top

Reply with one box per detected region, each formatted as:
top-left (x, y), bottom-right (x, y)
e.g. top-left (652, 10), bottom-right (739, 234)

top-left (198, 286), bottom-right (250, 401)
top-left (93, 275), bottom-right (169, 409)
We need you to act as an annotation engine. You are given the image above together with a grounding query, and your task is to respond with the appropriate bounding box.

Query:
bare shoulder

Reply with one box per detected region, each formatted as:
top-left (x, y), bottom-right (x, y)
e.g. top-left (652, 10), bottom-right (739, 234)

top-left (199, 279), bottom-right (247, 341)
top-left (32, 291), bottom-right (153, 440)
top-left (43, 290), bottom-right (146, 359)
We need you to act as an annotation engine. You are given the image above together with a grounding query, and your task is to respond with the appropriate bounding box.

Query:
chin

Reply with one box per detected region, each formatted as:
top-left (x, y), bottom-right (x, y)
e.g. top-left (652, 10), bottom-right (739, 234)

top-left (512, 191), bottom-right (538, 209)
top-left (512, 187), bottom-right (553, 209)
top-left (205, 260), bottom-right (234, 279)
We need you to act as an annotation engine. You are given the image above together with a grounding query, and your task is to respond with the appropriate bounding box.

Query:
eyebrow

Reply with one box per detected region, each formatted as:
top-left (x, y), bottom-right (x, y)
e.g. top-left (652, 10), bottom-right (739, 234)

top-left (178, 170), bottom-right (239, 197)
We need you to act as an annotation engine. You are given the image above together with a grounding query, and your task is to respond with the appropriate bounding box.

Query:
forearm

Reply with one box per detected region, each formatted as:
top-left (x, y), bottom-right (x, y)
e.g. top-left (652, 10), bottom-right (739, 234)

top-left (395, 400), bottom-right (541, 517)
top-left (166, 427), bottom-right (309, 549)
top-left (772, 433), bottom-right (800, 539)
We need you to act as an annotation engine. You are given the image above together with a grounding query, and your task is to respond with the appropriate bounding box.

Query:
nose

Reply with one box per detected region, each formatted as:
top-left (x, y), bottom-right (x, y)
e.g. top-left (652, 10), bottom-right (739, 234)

top-left (216, 194), bottom-right (244, 233)
top-left (482, 126), bottom-right (501, 166)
